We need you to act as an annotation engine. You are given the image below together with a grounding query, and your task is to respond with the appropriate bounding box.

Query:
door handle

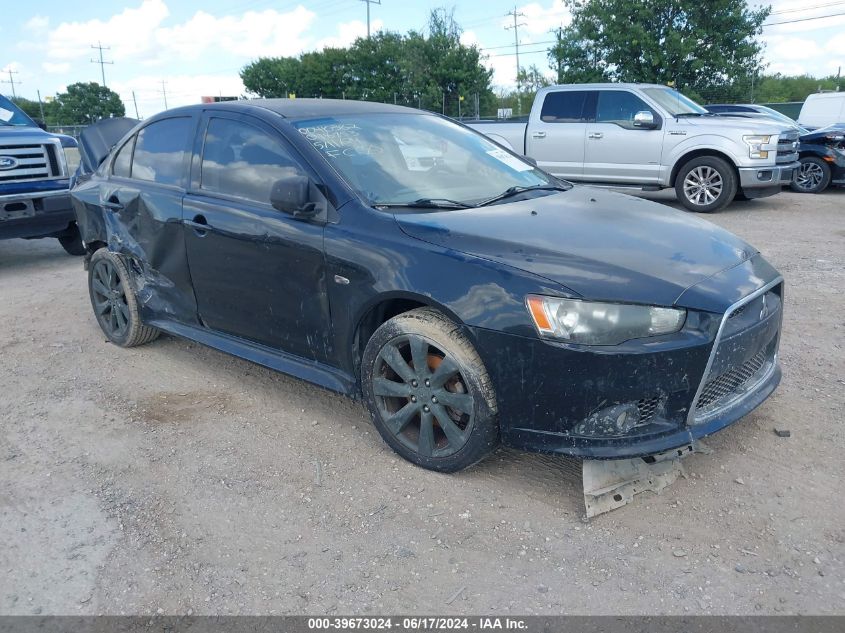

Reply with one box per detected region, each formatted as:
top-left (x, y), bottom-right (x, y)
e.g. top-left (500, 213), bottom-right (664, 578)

top-left (531, 131), bottom-right (547, 139)
top-left (588, 132), bottom-right (603, 139)
top-left (102, 196), bottom-right (123, 211)
top-left (185, 214), bottom-right (209, 236)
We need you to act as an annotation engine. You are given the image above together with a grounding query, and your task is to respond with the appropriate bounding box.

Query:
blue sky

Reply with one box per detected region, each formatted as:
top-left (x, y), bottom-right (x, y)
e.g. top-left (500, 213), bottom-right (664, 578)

top-left (2, 0), bottom-right (844, 118)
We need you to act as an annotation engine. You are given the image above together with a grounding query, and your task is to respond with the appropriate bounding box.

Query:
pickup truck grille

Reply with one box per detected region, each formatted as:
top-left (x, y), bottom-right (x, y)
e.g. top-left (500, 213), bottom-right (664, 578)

top-left (776, 131), bottom-right (799, 164)
top-left (0, 143), bottom-right (56, 183)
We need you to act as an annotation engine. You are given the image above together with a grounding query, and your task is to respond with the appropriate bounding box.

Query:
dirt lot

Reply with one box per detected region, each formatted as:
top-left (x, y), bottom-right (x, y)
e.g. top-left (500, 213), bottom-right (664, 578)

top-left (1, 189), bottom-right (843, 616)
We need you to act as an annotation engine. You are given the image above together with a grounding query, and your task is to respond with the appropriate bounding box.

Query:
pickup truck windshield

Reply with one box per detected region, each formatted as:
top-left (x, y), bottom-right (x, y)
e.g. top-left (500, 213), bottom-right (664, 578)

top-left (0, 94), bottom-right (37, 127)
top-left (640, 87), bottom-right (708, 117)
top-left (293, 113), bottom-right (557, 207)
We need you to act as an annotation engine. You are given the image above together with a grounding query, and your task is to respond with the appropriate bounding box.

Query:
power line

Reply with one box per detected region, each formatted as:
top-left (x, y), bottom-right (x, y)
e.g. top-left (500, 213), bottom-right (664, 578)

top-left (770, 1), bottom-right (845, 15)
top-left (90, 41), bottom-right (114, 88)
top-left (1, 68), bottom-right (20, 99)
top-left (763, 10), bottom-right (845, 26)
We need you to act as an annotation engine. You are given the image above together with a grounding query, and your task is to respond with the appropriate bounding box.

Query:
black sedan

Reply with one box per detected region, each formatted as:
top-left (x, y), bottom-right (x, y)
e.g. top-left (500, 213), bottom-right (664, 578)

top-left (790, 123), bottom-right (845, 194)
top-left (71, 100), bottom-right (783, 472)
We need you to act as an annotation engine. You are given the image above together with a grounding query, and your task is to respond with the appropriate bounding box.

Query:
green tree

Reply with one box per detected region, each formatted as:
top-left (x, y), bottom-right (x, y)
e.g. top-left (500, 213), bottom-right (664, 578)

top-left (550, 0), bottom-right (770, 101)
top-left (548, 26), bottom-right (609, 84)
top-left (52, 82), bottom-right (125, 125)
top-left (240, 9), bottom-right (495, 118)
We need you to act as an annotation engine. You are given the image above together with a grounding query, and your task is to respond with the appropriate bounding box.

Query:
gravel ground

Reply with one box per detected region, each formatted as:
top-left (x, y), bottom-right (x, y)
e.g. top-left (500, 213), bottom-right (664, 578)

top-left (1, 189), bottom-right (843, 616)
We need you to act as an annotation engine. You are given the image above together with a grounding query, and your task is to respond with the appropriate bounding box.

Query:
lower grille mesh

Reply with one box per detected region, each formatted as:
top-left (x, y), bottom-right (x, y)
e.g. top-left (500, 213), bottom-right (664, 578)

top-left (696, 350), bottom-right (768, 413)
top-left (636, 397), bottom-right (661, 423)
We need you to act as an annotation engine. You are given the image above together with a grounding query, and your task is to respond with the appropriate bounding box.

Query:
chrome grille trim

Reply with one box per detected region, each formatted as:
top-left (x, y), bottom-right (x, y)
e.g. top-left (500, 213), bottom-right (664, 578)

top-left (0, 138), bottom-right (68, 183)
top-left (776, 130), bottom-right (799, 164)
top-left (686, 277), bottom-right (784, 426)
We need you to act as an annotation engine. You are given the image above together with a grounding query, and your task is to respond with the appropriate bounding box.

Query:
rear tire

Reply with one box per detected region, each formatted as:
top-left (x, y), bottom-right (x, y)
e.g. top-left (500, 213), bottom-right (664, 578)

top-left (58, 223), bottom-right (86, 256)
top-left (361, 308), bottom-right (498, 473)
top-left (88, 248), bottom-right (160, 348)
top-left (790, 156), bottom-right (831, 194)
top-left (675, 156), bottom-right (737, 213)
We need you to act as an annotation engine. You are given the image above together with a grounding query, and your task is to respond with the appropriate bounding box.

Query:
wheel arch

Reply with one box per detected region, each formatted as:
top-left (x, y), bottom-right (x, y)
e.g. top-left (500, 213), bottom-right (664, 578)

top-left (670, 149), bottom-right (739, 186)
top-left (351, 291), bottom-right (466, 381)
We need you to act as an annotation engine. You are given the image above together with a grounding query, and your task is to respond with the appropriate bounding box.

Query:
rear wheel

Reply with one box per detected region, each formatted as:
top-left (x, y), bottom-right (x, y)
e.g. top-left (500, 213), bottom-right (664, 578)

top-left (361, 308), bottom-right (498, 473)
top-left (88, 248), bottom-right (160, 347)
top-left (675, 156), bottom-right (737, 213)
top-left (58, 223), bottom-right (86, 256)
top-left (790, 156), bottom-right (831, 193)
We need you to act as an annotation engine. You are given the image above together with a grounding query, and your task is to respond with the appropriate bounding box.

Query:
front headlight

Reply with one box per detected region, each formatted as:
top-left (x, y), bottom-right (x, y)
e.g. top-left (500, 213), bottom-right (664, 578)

top-left (526, 296), bottom-right (686, 345)
top-left (743, 134), bottom-right (771, 159)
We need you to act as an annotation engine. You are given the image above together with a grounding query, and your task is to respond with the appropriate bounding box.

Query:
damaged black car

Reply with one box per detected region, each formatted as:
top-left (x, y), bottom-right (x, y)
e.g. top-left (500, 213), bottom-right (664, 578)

top-left (71, 99), bottom-right (784, 473)
top-left (790, 123), bottom-right (845, 194)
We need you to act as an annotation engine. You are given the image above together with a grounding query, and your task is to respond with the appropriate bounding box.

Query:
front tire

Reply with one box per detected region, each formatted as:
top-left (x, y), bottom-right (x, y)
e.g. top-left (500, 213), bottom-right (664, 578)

top-left (790, 156), bottom-right (831, 193)
top-left (58, 223), bottom-right (86, 256)
top-left (675, 156), bottom-right (737, 213)
top-left (88, 248), bottom-right (160, 347)
top-left (361, 308), bottom-right (498, 473)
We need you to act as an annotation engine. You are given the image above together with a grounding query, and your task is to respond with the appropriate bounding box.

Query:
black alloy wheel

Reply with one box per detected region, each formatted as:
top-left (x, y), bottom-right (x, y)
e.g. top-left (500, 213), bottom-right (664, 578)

top-left (87, 248), bottom-right (160, 347)
top-left (90, 256), bottom-right (131, 339)
top-left (362, 308), bottom-right (498, 472)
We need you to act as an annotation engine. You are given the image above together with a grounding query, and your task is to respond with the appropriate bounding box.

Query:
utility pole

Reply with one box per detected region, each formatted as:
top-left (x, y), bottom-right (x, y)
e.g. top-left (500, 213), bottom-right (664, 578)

top-left (36, 89), bottom-right (45, 121)
top-left (360, 0), bottom-right (381, 39)
top-left (132, 91), bottom-right (140, 119)
top-left (90, 42), bottom-right (113, 87)
top-left (160, 80), bottom-right (168, 109)
top-left (2, 68), bottom-right (20, 99)
top-left (505, 6), bottom-right (526, 115)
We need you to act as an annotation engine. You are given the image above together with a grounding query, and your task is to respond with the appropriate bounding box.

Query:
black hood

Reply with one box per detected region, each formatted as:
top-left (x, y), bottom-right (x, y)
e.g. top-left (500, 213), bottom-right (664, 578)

top-left (394, 187), bottom-right (757, 307)
top-left (799, 123), bottom-right (845, 145)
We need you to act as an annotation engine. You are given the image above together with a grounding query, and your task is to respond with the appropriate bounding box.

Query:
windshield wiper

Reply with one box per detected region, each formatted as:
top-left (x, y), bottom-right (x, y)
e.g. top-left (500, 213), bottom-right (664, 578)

top-left (476, 184), bottom-right (569, 207)
top-left (375, 197), bottom-right (474, 209)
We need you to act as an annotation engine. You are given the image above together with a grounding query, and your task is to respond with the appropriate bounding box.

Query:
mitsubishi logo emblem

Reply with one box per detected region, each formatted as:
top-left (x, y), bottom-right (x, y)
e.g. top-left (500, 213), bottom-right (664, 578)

top-left (759, 294), bottom-right (768, 320)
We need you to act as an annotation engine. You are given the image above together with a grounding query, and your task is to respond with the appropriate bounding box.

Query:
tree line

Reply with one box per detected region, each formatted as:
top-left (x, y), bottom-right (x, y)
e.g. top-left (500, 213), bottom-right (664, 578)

top-left (7, 1), bottom-right (841, 126)
top-left (11, 82), bottom-right (125, 127)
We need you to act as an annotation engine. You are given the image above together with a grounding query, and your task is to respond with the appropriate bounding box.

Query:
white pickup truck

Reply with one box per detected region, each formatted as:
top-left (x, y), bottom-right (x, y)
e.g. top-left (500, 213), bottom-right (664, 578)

top-left (467, 83), bottom-right (800, 212)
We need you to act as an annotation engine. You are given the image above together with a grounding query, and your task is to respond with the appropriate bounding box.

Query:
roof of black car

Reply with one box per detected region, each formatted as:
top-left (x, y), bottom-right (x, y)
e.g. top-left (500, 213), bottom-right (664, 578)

top-left (198, 98), bottom-right (421, 119)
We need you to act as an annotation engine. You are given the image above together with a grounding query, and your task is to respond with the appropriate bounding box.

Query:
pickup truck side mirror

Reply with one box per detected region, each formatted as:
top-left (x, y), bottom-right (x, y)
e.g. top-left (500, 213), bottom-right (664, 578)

top-left (633, 111), bottom-right (657, 129)
top-left (270, 174), bottom-right (319, 218)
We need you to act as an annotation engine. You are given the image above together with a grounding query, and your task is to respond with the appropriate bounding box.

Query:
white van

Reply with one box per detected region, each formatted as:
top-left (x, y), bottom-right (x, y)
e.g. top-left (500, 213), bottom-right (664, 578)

top-left (798, 92), bottom-right (845, 130)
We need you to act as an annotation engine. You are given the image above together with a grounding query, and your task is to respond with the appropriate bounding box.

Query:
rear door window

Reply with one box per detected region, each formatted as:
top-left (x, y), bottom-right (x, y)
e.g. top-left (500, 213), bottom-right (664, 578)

top-left (112, 137), bottom-right (134, 178)
top-left (200, 117), bottom-right (305, 205)
top-left (540, 91), bottom-right (590, 122)
top-left (131, 117), bottom-right (192, 186)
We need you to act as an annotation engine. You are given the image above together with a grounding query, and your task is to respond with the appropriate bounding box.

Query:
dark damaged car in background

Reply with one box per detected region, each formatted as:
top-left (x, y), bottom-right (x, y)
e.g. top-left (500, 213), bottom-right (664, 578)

top-left (70, 99), bottom-right (784, 474)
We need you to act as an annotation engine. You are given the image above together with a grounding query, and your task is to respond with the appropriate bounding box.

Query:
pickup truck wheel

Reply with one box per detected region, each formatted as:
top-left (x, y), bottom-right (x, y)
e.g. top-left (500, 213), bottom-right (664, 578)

top-left (790, 157), bottom-right (831, 193)
top-left (361, 308), bottom-right (499, 473)
top-left (675, 156), bottom-right (737, 213)
top-left (58, 223), bottom-right (86, 256)
top-left (88, 248), bottom-right (160, 348)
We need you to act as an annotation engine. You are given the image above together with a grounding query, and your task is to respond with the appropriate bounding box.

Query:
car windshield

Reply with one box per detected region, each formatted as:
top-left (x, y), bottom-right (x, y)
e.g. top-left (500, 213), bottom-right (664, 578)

top-left (640, 87), bottom-right (709, 117)
top-left (0, 94), bottom-right (37, 127)
top-left (292, 113), bottom-right (560, 207)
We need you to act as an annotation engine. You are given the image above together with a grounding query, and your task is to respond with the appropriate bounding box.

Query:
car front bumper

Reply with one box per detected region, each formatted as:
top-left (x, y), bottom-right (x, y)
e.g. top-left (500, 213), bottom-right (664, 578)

top-left (0, 186), bottom-right (75, 240)
top-left (737, 161), bottom-right (799, 195)
top-left (469, 278), bottom-right (784, 460)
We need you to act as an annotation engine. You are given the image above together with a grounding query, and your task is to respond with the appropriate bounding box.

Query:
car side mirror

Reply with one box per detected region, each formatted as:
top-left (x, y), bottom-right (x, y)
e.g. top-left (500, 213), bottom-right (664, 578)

top-left (633, 110), bottom-right (657, 129)
top-left (270, 175), bottom-right (318, 218)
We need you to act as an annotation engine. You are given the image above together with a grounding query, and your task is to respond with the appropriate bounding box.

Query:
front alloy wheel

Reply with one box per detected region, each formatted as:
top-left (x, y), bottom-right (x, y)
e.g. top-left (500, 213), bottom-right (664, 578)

top-left (362, 308), bottom-right (498, 472)
top-left (675, 156), bottom-right (737, 213)
top-left (790, 157), bottom-right (831, 194)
